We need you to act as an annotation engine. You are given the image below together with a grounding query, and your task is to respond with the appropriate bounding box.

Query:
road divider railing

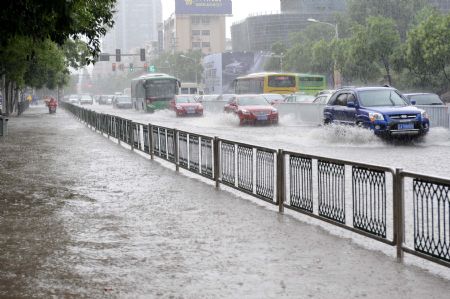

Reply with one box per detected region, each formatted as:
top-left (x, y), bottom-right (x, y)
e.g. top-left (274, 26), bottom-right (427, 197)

top-left (61, 102), bottom-right (450, 268)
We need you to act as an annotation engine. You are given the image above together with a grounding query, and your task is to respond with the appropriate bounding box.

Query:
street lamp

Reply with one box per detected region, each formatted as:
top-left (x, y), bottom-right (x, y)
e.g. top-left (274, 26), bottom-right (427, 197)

top-left (180, 54), bottom-right (198, 85)
top-left (307, 18), bottom-right (340, 88)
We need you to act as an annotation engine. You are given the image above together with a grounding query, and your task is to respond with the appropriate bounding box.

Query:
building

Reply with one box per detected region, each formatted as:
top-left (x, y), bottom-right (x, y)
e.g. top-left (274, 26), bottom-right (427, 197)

top-left (101, 0), bottom-right (162, 53)
top-left (428, 0), bottom-right (450, 12)
top-left (231, 0), bottom-right (346, 52)
top-left (163, 0), bottom-right (232, 54)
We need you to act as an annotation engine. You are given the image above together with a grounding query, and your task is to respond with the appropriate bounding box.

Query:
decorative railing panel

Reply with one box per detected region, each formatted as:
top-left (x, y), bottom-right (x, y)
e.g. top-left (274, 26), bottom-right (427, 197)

top-left (352, 166), bottom-right (387, 238)
top-left (318, 160), bottom-right (346, 223)
top-left (289, 155), bottom-right (313, 213)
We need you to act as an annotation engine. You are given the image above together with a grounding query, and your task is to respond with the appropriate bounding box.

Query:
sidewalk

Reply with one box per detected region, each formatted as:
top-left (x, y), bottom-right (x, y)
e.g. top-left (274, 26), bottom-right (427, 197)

top-left (0, 106), bottom-right (449, 298)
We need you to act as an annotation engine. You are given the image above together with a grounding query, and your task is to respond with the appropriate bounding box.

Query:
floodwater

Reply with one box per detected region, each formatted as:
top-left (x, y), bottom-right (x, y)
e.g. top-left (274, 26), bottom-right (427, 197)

top-left (0, 106), bottom-right (449, 298)
top-left (88, 103), bottom-right (450, 178)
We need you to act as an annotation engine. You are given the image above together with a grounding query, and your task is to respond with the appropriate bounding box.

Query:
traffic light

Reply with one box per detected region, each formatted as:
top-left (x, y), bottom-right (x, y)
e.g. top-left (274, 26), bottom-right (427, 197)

top-left (140, 48), bottom-right (145, 61)
top-left (112, 63), bottom-right (116, 71)
top-left (119, 63), bottom-right (124, 71)
top-left (143, 63), bottom-right (148, 72)
top-left (149, 65), bottom-right (156, 73)
top-left (115, 49), bottom-right (121, 62)
top-left (129, 63), bottom-right (134, 72)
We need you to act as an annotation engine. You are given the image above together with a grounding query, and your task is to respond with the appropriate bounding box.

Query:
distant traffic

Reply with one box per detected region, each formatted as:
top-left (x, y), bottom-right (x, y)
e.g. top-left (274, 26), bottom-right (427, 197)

top-left (61, 71), bottom-right (449, 139)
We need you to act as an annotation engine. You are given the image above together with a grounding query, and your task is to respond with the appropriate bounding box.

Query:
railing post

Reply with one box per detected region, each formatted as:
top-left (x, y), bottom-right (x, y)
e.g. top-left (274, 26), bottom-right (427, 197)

top-left (213, 137), bottom-right (220, 189)
top-left (393, 168), bottom-right (404, 263)
top-left (129, 121), bottom-right (134, 151)
top-left (174, 129), bottom-right (179, 172)
top-left (117, 118), bottom-right (121, 145)
top-left (149, 124), bottom-right (154, 160)
top-left (277, 149), bottom-right (285, 214)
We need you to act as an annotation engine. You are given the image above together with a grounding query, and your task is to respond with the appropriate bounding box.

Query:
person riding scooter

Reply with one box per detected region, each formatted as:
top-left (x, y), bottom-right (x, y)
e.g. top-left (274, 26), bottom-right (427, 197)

top-left (48, 97), bottom-right (58, 114)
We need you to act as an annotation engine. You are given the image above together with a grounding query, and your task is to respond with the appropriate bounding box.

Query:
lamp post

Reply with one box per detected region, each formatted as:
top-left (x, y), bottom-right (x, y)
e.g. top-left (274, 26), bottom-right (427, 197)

top-left (179, 54), bottom-right (198, 85)
top-left (307, 18), bottom-right (340, 88)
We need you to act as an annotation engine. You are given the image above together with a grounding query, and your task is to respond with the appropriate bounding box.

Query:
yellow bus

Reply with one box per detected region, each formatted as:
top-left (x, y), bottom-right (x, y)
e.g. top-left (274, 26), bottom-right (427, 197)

top-left (234, 72), bottom-right (297, 95)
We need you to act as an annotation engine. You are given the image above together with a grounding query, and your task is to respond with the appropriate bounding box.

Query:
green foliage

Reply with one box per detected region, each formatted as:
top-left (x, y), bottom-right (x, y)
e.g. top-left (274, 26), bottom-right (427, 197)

top-left (404, 11), bottom-right (450, 91)
top-left (150, 50), bottom-right (203, 83)
top-left (346, 0), bottom-right (426, 38)
top-left (0, 0), bottom-right (116, 62)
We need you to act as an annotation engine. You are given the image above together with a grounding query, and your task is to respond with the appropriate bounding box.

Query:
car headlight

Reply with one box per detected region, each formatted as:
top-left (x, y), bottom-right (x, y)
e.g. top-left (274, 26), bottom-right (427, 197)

top-left (369, 112), bottom-right (384, 122)
top-left (240, 109), bottom-right (250, 115)
top-left (271, 108), bottom-right (278, 113)
top-left (176, 105), bottom-right (182, 110)
top-left (421, 111), bottom-right (429, 119)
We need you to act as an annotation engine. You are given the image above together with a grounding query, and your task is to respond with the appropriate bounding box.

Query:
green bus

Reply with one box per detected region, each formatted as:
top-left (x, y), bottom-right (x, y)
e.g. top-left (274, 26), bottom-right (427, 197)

top-left (131, 73), bottom-right (180, 112)
top-left (295, 73), bottom-right (327, 95)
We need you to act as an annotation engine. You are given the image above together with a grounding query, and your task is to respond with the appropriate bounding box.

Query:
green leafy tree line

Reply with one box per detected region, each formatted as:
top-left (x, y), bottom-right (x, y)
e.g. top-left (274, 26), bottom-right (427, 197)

top-left (0, 0), bottom-right (116, 115)
top-left (265, 0), bottom-right (450, 96)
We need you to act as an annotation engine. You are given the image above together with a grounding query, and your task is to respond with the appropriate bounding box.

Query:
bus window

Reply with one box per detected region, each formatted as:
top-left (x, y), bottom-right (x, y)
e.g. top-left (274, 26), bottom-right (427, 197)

top-left (268, 75), bottom-right (296, 88)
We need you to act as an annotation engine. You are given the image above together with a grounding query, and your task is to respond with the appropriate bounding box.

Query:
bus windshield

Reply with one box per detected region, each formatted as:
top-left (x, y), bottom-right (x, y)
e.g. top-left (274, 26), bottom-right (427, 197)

top-left (268, 75), bottom-right (296, 88)
top-left (145, 79), bottom-right (177, 98)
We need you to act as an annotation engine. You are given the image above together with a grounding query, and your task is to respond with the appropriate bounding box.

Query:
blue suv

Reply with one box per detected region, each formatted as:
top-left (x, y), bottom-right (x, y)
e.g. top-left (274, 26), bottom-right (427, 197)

top-left (323, 87), bottom-right (430, 138)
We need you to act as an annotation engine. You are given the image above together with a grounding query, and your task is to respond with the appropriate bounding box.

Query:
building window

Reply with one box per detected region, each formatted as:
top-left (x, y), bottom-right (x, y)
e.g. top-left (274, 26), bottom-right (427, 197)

top-left (192, 30), bottom-right (200, 36)
top-left (202, 16), bottom-right (210, 24)
top-left (202, 42), bottom-right (210, 48)
top-left (201, 30), bottom-right (210, 36)
top-left (192, 42), bottom-right (201, 48)
top-left (191, 16), bottom-right (202, 24)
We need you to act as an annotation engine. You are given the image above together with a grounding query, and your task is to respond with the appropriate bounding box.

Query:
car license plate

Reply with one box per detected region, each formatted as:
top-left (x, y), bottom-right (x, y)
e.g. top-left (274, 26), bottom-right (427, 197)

top-left (256, 114), bottom-right (268, 121)
top-left (398, 123), bottom-right (414, 130)
top-left (187, 108), bottom-right (195, 114)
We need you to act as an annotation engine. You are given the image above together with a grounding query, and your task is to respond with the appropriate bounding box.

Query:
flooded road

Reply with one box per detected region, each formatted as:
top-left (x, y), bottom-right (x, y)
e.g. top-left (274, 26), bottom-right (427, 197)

top-left (87, 104), bottom-right (450, 178)
top-left (1, 106), bottom-right (449, 298)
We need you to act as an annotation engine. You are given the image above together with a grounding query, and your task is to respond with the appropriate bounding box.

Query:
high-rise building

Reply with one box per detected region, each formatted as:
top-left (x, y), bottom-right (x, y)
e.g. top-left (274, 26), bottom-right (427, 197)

top-left (102, 0), bottom-right (162, 53)
top-left (428, 0), bottom-right (450, 12)
top-left (163, 0), bottom-right (232, 54)
top-left (231, 0), bottom-right (346, 52)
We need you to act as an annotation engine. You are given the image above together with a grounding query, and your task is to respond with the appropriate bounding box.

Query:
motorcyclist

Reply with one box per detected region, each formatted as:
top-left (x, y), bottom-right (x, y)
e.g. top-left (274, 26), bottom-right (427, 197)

top-left (48, 97), bottom-right (58, 113)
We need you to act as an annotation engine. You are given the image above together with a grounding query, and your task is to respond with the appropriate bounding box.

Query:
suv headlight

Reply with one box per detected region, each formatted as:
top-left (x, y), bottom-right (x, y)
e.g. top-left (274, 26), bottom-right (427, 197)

top-left (421, 111), bottom-right (429, 119)
top-left (271, 108), bottom-right (278, 113)
top-left (369, 112), bottom-right (384, 122)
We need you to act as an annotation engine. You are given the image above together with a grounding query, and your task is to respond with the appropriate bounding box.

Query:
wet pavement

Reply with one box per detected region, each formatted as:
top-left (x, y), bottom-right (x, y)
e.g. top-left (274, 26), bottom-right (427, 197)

top-left (0, 106), bottom-right (449, 298)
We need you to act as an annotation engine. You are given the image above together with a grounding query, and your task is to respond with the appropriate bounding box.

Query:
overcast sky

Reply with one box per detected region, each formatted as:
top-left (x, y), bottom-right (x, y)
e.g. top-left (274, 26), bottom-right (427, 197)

top-left (162, 0), bottom-right (280, 37)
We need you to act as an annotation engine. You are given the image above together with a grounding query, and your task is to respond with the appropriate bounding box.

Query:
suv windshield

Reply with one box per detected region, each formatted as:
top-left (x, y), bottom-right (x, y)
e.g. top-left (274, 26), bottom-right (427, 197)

top-left (238, 96), bottom-right (269, 106)
top-left (358, 90), bottom-right (407, 107)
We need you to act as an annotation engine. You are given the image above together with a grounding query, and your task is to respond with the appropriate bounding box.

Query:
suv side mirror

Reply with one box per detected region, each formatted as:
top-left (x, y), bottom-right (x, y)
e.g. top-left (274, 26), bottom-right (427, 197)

top-left (410, 99), bottom-right (416, 105)
top-left (347, 101), bottom-right (355, 108)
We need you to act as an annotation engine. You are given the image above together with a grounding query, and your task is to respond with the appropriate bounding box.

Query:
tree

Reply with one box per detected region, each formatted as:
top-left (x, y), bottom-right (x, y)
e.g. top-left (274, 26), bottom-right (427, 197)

top-left (405, 11), bottom-right (450, 92)
top-left (365, 16), bottom-right (401, 85)
top-left (0, 0), bottom-right (116, 62)
top-left (150, 50), bottom-right (203, 83)
top-left (346, 0), bottom-right (426, 39)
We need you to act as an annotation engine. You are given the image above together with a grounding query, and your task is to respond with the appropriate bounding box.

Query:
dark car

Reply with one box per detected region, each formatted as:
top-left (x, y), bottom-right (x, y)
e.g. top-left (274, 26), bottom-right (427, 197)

top-left (403, 93), bottom-right (445, 106)
top-left (323, 87), bottom-right (430, 138)
top-left (224, 94), bottom-right (278, 125)
top-left (113, 95), bottom-right (132, 109)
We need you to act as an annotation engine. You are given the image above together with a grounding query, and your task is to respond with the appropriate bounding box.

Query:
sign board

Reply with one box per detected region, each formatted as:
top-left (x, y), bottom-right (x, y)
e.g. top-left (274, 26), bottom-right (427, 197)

top-left (175, 0), bottom-right (232, 15)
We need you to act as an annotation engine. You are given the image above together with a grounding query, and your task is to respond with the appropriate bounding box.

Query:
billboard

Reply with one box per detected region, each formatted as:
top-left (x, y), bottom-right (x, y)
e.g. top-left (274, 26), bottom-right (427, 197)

top-left (203, 52), bottom-right (256, 94)
top-left (175, 0), bottom-right (232, 15)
